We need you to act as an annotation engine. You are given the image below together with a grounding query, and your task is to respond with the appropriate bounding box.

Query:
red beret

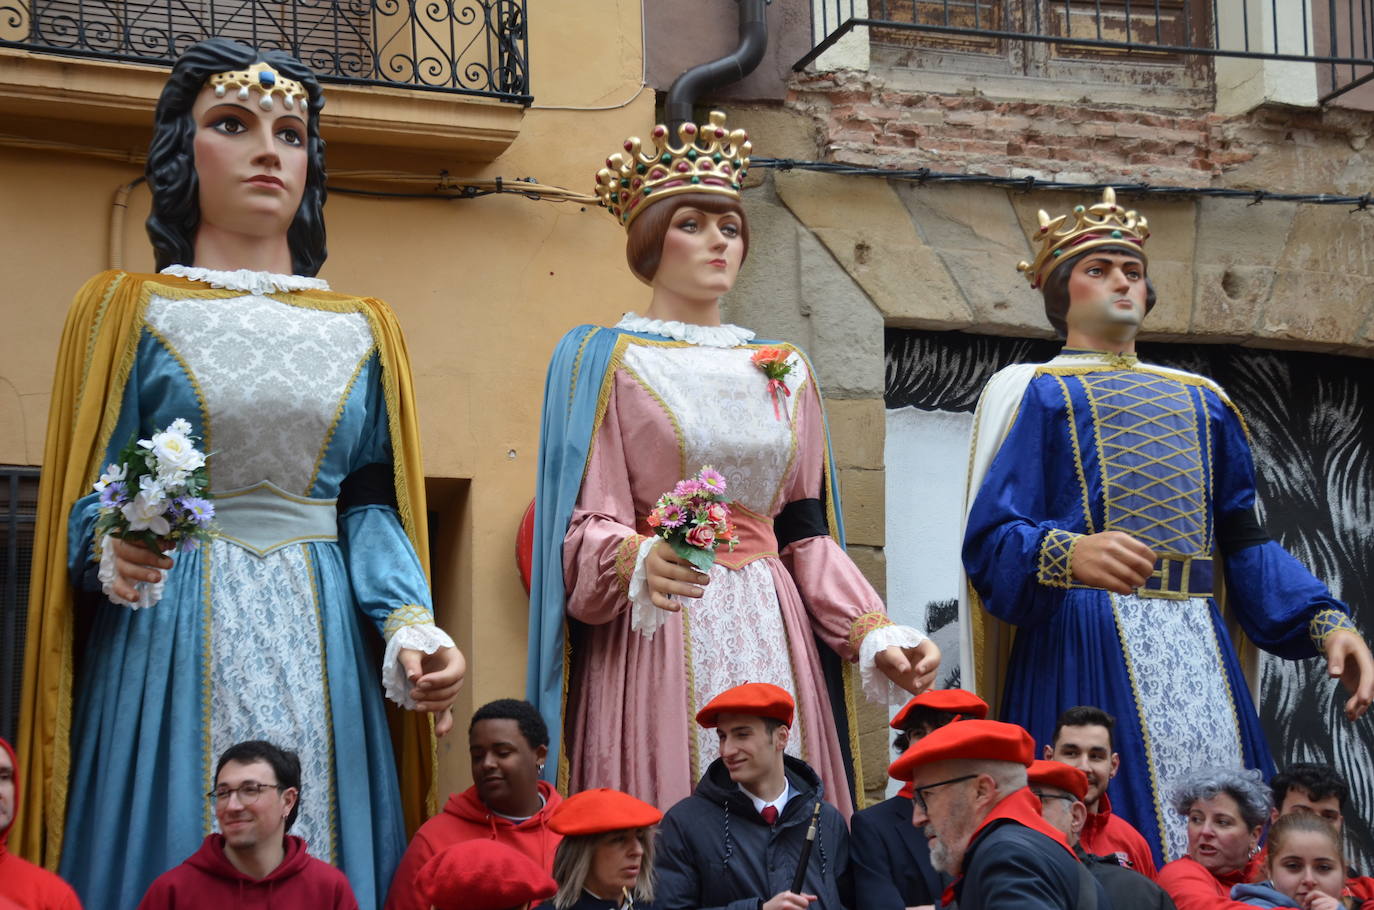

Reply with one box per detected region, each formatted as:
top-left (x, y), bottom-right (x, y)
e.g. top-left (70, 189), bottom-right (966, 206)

top-left (549, 788), bottom-right (664, 836)
top-left (417, 840), bottom-right (557, 910)
top-left (890, 688), bottom-right (989, 730)
top-left (888, 719), bottom-right (1035, 781)
top-left (1027, 760), bottom-right (1089, 801)
top-left (695, 682), bottom-right (795, 728)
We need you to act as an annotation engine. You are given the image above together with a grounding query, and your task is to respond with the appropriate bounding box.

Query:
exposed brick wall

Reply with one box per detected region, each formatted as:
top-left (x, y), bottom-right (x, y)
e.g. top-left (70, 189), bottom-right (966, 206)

top-left (785, 70), bottom-right (1374, 190)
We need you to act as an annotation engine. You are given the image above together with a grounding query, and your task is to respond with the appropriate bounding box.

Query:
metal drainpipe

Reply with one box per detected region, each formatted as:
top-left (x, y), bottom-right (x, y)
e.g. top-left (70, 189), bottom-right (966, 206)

top-left (664, 0), bottom-right (770, 135)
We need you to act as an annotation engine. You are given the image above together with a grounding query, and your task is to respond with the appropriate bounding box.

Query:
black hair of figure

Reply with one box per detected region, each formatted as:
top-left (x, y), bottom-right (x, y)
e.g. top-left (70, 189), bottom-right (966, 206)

top-left (1041, 245), bottom-right (1156, 337)
top-left (1271, 762), bottom-right (1350, 813)
top-left (892, 707), bottom-right (961, 755)
top-left (1051, 705), bottom-right (1117, 752)
top-left (470, 698), bottom-right (550, 749)
top-left (145, 37), bottom-right (328, 276)
top-left (215, 739), bottom-right (303, 831)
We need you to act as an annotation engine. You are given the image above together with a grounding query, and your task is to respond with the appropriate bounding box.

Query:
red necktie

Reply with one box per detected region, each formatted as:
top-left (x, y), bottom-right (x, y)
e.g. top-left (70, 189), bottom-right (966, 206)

top-left (761, 805), bottom-right (779, 825)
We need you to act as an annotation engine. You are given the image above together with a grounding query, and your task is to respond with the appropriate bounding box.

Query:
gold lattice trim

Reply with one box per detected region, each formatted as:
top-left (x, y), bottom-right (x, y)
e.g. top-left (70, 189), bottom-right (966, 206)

top-left (849, 611), bottom-right (895, 653)
top-left (1309, 609), bottom-right (1359, 651)
top-left (615, 533), bottom-right (647, 596)
top-left (383, 604), bottom-right (434, 640)
top-left (1037, 528), bottom-right (1082, 588)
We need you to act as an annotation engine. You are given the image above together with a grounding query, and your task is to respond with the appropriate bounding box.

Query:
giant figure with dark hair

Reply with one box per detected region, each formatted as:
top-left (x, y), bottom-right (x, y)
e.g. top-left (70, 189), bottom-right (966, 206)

top-left (526, 111), bottom-right (940, 815)
top-left (958, 188), bottom-right (1374, 868)
top-left (16, 37), bottom-right (465, 910)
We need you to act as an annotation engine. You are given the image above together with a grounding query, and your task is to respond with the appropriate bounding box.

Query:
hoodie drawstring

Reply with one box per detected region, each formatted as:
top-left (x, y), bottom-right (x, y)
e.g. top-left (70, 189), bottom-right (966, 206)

top-left (721, 800), bottom-right (734, 868)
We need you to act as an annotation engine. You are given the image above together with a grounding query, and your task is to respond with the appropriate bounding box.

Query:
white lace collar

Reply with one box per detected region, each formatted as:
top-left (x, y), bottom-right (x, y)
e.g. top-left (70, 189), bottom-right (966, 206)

top-left (161, 265), bottom-right (331, 295)
top-left (615, 312), bottom-right (756, 348)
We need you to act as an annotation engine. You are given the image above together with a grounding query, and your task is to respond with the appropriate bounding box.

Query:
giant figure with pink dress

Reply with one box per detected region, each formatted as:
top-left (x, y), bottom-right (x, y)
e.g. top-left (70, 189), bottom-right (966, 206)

top-left (526, 112), bottom-right (941, 815)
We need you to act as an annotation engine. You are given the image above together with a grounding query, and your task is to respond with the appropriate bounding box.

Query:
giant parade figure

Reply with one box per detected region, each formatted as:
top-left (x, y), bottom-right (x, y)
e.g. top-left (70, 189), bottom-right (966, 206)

top-left (526, 111), bottom-right (941, 815)
top-left (16, 38), bottom-right (465, 910)
top-left (960, 188), bottom-right (1374, 865)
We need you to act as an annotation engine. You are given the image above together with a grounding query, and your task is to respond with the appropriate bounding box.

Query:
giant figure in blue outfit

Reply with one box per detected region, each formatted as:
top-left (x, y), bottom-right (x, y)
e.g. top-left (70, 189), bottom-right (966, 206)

top-left (959, 188), bottom-right (1374, 867)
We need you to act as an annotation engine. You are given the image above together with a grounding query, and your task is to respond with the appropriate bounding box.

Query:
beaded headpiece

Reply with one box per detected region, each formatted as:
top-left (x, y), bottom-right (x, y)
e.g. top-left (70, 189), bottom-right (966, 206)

top-left (207, 61), bottom-right (306, 112)
top-left (1017, 188), bottom-right (1150, 289)
top-left (594, 110), bottom-right (751, 229)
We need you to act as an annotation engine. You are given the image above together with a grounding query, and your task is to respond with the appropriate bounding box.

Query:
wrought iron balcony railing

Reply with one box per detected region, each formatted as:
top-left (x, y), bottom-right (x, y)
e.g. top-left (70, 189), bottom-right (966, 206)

top-left (0, 0), bottom-right (530, 102)
top-left (803, 0), bottom-right (1374, 104)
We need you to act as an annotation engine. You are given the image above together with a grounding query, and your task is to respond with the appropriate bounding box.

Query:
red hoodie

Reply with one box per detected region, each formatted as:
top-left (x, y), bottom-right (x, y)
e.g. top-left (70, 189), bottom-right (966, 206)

top-left (1079, 791), bottom-right (1158, 879)
top-left (0, 737), bottom-right (83, 910)
top-left (137, 834), bottom-right (357, 910)
top-left (384, 782), bottom-right (563, 910)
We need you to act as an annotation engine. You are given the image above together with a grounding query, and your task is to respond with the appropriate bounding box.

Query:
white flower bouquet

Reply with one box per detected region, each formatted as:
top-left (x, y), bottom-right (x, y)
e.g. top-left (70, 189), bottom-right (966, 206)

top-left (93, 418), bottom-right (214, 608)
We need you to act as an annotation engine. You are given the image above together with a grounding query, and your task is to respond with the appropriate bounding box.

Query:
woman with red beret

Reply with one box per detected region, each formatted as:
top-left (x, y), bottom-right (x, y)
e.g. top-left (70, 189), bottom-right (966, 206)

top-left (542, 789), bottom-right (663, 909)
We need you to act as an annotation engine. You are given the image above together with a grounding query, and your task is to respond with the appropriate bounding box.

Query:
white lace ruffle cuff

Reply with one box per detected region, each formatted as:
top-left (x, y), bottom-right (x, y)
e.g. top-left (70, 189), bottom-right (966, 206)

top-left (858, 623), bottom-right (930, 704)
top-left (382, 622), bottom-right (457, 709)
top-left (627, 535), bottom-right (671, 639)
top-left (98, 534), bottom-right (168, 609)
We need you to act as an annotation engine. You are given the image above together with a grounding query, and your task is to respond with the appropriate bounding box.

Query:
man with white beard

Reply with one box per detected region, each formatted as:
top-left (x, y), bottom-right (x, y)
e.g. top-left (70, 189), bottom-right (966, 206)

top-left (888, 719), bottom-right (1104, 909)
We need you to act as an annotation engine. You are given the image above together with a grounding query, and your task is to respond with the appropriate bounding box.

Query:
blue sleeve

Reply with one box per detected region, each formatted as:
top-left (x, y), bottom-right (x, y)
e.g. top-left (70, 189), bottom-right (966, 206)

top-left (653, 811), bottom-right (759, 910)
top-left (1210, 395), bottom-right (1348, 659)
top-left (335, 355), bottom-right (433, 635)
top-left (962, 381), bottom-right (1076, 627)
top-left (848, 812), bottom-right (904, 910)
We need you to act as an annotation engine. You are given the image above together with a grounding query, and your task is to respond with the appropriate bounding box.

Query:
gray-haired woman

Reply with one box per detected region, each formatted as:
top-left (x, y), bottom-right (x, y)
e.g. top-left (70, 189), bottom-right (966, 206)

top-left (1158, 767), bottom-right (1273, 909)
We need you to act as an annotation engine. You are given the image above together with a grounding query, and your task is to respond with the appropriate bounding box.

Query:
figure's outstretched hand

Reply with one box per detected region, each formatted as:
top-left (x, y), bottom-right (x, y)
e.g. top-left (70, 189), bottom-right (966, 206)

top-left (876, 640), bottom-right (941, 696)
top-left (645, 540), bottom-right (709, 613)
top-left (1069, 531), bottom-right (1156, 594)
top-left (399, 644), bottom-right (466, 736)
top-left (108, 537), bottom-right (174, 603)
top-left (1323, 628), bottom-right (1374, 721)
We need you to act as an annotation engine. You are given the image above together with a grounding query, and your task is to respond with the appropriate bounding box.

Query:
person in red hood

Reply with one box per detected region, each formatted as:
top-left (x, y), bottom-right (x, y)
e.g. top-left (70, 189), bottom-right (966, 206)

top-left (138, 740), bottom-right (357, 909)
top-left (0, 737), bottom-right (82, 909)
top-left (385, 700), bottom-right (562, 910)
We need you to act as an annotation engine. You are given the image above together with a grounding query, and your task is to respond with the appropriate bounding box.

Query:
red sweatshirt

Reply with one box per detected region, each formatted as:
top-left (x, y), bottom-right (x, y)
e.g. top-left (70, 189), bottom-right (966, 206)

top-left (136, 835), bottom-right (357, 909)
top-left (0, 737), bottom-right (83, 910)
top-left (1080, 792), bottom-right (1159, 879)
top-left (384, 782), bottom-right (563, 910)
top-left (1158, 855), bottom-right (1264, 910)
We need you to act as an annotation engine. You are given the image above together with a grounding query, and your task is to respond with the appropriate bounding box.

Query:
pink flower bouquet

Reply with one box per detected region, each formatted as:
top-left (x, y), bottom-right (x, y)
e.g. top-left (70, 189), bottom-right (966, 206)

top-left (646, 465), bottom-right (739, 572)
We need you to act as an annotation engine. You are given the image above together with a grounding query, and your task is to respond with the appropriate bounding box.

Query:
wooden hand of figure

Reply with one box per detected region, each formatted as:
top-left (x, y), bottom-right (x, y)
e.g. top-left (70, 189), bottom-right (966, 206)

top-left (1323, 628), bottom-right (1374, 721)
top-left (1069, 531), bottom-right (1156, 594)
top-left (875, 639), bottom-right (941, 696)
top-left (108, 537), bottom-right (174, 603)
top-left (399, 644), bottom-right (466, 737)
top-left (645, 540), bottom-right (709, 612)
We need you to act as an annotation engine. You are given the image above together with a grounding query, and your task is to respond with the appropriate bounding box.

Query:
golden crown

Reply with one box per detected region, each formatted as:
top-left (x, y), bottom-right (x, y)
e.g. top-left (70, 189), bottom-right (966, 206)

top-left (208, 62), bottom-right (307, 112)
top-left (1017, 188), bottom-right (1150, 289)
top-left (595, 110), bottom-right (751, 229)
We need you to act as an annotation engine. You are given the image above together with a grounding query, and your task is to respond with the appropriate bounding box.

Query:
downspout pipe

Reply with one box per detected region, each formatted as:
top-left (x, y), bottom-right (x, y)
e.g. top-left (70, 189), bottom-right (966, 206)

top-left (664, 0), bottom-right (769, 134)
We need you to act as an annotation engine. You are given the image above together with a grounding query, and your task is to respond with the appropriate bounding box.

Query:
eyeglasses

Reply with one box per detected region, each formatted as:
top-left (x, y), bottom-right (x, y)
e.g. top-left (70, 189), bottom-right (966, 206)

top-left (1032, 790), bottom-right (1077, 804)
top-left (206, 782), bottom-right (285, 805)
top-left (912, 774), bottom-right (979, 813)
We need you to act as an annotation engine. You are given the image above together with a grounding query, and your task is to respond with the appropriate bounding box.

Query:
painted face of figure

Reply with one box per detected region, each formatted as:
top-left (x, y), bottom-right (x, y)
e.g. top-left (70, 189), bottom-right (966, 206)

top-left (213, 759), bottom-right (295, 852)
top-left (652, 206), bottom-right (745, 303)
top-left (715, 713), bottom-right (787, 792)
top-left (1278, 788), bottom-right (1344, 834)
top-left (1269, 829), bottom-right (1346, 906)
top-left (0, 746), bottom-right (14, 834)
top-left (1063, 252), bottom-right (1148, 343)
top-left (910, 763), bottom-right (981, 875)
top-left (1047, 724), bottom-right (1119, 810)
top-left (191, 81), bottom-right (308, 241)
top-left (469, 718), bottom-right (546, 816)
top-left (585, 827), bottom-right (649, 897)
top-left (1186, 793), bottom-right (1261, 876)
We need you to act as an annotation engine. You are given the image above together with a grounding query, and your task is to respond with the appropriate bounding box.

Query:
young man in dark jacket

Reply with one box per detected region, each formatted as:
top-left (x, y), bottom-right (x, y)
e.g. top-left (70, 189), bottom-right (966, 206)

top-left (654, 683), bottom-right (851, 910)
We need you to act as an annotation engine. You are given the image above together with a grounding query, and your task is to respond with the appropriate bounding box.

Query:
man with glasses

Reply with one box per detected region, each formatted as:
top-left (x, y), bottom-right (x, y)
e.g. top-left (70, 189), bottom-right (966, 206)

top-left (139, 740), bottom-right (358, 907)
top-left (1028, 760), bottom-right (1176, 910)
top-left (889, 718), bottom-right (1101, 909)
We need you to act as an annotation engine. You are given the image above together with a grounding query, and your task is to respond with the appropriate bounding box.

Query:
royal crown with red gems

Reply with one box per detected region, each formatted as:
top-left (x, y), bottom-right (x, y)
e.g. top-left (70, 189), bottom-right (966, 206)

top-left (595, 110), bottom-right (751, 229)
top-left (1017, 187), bottom-right (1150, 289)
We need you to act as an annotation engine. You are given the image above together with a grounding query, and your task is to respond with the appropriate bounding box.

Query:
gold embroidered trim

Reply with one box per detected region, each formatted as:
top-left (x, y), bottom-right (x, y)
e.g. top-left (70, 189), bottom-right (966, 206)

top-left (848, 611), bottom-right (895, 654)
top-left (1108, 592), bottom-right (1172, 862)
top-left (1310, 609), bottom-right (1358, 651)
top-left (383, 604), bottom-right (435, 640)
top-left (1037, 528), bottom-right (1082, 588)
top-left (303, 547), bottom-right (339, 863)
top-left (1050, 374), bottom-right (1096, 535)
top-left (614, 533), bottom-right (647, 596)
top-left (307, 345), bottom-right (375, 495)
top-left (200, 550), bottom-right (214, 836)
top-left (620, 361), bottom-right (688, 481)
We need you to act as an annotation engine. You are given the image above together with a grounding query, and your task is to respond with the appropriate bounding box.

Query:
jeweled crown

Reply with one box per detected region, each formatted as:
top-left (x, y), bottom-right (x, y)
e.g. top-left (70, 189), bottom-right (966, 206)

top-left (208, 62), bottom-right (307, 112)
top-left (595, 111), bottom-right (751, 229)
top-left (1017, 188), bottom-right (1150, 289)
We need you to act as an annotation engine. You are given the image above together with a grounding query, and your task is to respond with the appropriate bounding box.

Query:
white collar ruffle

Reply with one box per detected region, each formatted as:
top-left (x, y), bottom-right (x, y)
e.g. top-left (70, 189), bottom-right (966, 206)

top-left (161, 265), bottom-right (330, 295)
top-left (616, 312), bottom-right (755, 348)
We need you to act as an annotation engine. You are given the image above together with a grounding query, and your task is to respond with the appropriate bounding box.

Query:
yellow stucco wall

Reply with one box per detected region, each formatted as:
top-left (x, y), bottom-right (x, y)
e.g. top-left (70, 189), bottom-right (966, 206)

top-left (0, 2), bottom-right (652, 798)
